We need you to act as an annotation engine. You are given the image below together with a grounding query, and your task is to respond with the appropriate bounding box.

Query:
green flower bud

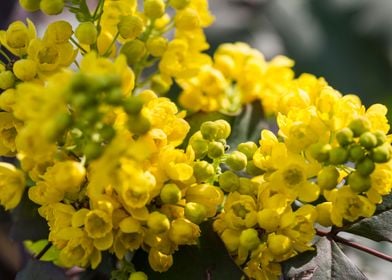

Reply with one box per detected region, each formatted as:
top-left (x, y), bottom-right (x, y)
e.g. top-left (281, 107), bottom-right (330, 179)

top-left (336, 128), bottom-right (353, 146)
top-left (237, 141), bottom-right (258, 160)
top-left (348, 171), bottom-right (371, 193)
top-left (46, 112), bottom-right (72, 141)
top-left (19, 0), bottom-right (41, 12)
top-left (207, 141), bottom-right (225, 159)
top-left (84, 142), bottom-right (102, 160)
top-left (40, 0), bottom-right (64, 15)
top-left (356, 157), bottom-right (375, 176)
top-left (99, 125), bottom-right (116, 141)
top-left (349, 144), bottom-right (366, 162)
top-left (238, 177), bottom-right (257, 195)
top-left (309, 143), bottom-right (331, 162)
top-left (317, 166), bottom-right (339, 190)
top-left (329, 146), bottom-right (348, 165)
top-left (120, 39), bottom-right (146, 66)
top-left (239, 228), bottom-right (260, 251)
top-left (225, 151), bottom-right (247, 171)
top-left (123, 95), bottom-right (144, 115)
top-left (105, 88), bottom-right (123, 105)
top-left (373, 131), bottom-right (387, 146)
top-left (371, 143), bottom-right (391, 163)
top-left (348, 117), bottom-right (371, 137)
top-left (144, 0), bottom-right (165, 19)
top-left (169, 0), bottom-right (190, 9)
top-left (184, 202), bottom-right (207, 224)
top-left (118, 15), bottom-right (144, 40)
top-left (190, 137), bottom-right (208, 159)
top-left (218, 170), bottom-right (240, 192)
top-left (359, 131), bottom-right (378, 149)
top-left (160, 183), bottom-right (182, 204)
top-left (151, 74), bottom-right (172, 94)
top-left (215, 120), bottom-right (231, 140)
top-left (128, 114), bottom-right (151, 135)
top-left (245, 160), bottom-right (265, 176)
top-left (129, 271), bottom-right (148, 280)
top-left (0, 71), bottom-right (15, 90)
top-left (75, 22), bottom-right (98, 45)
top-left (193, 161), bottom-right (214, 183)
top-left (45, 21), bottom-right (73, 44)
top-left (147, 211), bottom-right (170, 234)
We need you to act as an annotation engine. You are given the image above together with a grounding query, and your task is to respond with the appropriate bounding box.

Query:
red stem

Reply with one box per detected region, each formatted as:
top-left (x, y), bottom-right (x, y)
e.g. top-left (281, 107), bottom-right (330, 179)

top-left (316, 229), bottom-right (392, 263)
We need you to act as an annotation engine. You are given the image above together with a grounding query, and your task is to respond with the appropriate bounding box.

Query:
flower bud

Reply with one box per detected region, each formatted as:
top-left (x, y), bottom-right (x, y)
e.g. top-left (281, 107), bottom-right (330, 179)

top-left (215, 120), bottom-right (231, 140)
top-left (75, 22), bottom-right (98, 45)
top-left (121, 39), bottom-right (146, 65)
top-left (349, 117), bottom-right (371, 137)
top-left (373, 131), bottom-right (387, 146)
top-left (245, 160), bottom-right (264, 176)
top-left (168, 218), bottom-right (200, 245)
top-left (40, 0), bottom-right (64, 15)
top-left (359, 132), bottom-right (378, 149)
top-left (148, 248), bottom-right (173, 272)
top-left (129, 271), bottom-right (148, 280)
top-left (200, 120), bottom-right (230, 140)
top-left (208, 141), bottom-right (225, 159)
top-left (151, 74), bottom-right (172, 94)
top-left (348, 171), bottom-right (371, 193)
top-left (45, 21), bottom-right (73, 44)
top-left (0, 71), bottom-right (15, 90)
top-left (356, 157), bottom-right (375, 176)
top-left (225, 151), bottom-right (247, 171)
top-left (160, 183), bottom-right (182, 204)
top-left (239, 228), bottom-right (260, 251)
top-left (175, 8), bottom-right (200, 30)
top-left (218, 170), bottom-right (240, 192)
top-left (349, 144), bottom-right (366, 162)
top-left (84, 142), bottom-right (102, 160)
top-left (184, 202), bottom-right (207, 224)
top-left (316, 202), bottom-right (333, 227)
top-left (118, 15), bottom-right (144, 40)
top-left (146, 36), bottom-right (168, 57)
top-left (123, 95), bottom-right (144, 115)
top-left (309, 143), bottom-right (331, 162)
top-left (238, 177), bottom-right (257, 195)
top-left (169, 0), bottom-right (190, 9)
top-left (267, 234), bottom-right (292, 256)
top-left (193, 161), bottom-right (214, 183)
top-left (19, 0), bottom-right (41, 12)
top-left (13, 59), bottom-right (37, 81)
top-left (336, 128), bottom-right (353, 146)
top-left (147, 211), bottom-right (170, 234)
top-left (237, 141), bottom-right (257, 160)
top-left (128, 114), bottom-right (151, 135)
top-left (220, 229), bottom-right (240, 252)
top-left (144, 0), bottom-right (165, 19)
top-left (329, 146), bottom-right (348, 165)
top-left (317, 166), bottom-right (339, 190)
top-left (371, 143), bottom-right (391, 163)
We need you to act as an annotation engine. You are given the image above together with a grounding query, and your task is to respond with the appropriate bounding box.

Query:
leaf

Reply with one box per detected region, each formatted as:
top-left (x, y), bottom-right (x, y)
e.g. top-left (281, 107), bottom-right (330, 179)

top-left (133, 220), bottom-right (244, 280)
top-left (15, 259), bottom-right (67, 280)
top-left (376, 192), bottom-right (392, 213)
top-left (24, 240), bottom-right (59, 262)
top-left (10, 191), bottom-right (49, 241)
top-left (227, 101), bottom-right (269, 148)
top-left (344, 209), bottom-right (392, 242)
top-left (283, 237), bottom-right (367, 279)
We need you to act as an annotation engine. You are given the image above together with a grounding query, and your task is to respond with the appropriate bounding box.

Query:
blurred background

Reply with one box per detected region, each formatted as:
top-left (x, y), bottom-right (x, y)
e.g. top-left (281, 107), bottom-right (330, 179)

top-left (1, 0), bottom-right (392, 279)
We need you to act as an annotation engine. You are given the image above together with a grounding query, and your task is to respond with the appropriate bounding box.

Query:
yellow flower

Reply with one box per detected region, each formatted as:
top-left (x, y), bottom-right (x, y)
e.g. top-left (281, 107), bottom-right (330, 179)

top-left (0, 19), bottom-right (36, 56)
top-left (185, 183), bottom-right (223, 217)
top-left (0, 112), bottom-right (20, 156)
top-left (148, 248), bottom-right (173, 272)
top-left (168, 218), bottom-right (200, 245)
top-left (0, 162), bottom-right (25, 210)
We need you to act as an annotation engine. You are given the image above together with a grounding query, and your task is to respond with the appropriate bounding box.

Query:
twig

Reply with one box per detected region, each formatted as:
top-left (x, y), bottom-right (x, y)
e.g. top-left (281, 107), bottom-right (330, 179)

top-left (316, 229), bottom-right (392, 262)
top-left (35, 242), bottom-right (52, 260)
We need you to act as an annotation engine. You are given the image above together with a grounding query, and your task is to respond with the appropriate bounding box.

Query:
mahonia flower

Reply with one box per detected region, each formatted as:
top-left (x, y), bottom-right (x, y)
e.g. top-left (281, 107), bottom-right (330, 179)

top-left (0, 162), bottom-right (25, 210)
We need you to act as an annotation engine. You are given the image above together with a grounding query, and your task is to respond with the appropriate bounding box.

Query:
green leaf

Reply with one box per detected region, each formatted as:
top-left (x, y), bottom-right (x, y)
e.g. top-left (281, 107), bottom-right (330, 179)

top-left (344, 209), bottom-right (392, 242)
top-left (15, 259), bottom-right (67, 280)
top-left (227, 101), bottom-right (269, 148)
top-left (24, 240), bottom-right (59, 262)
top-left (283, 237), bottom-right (367, 279)
top-left (133, 220), bottom-right (244, 280)
top-left (10, 191), bottom-right (49, 241)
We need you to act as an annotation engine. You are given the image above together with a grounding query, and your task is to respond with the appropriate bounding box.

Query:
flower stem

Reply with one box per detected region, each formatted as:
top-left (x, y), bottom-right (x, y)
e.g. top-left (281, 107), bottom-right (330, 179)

top-left (316, 229), bottom-right (392, 262)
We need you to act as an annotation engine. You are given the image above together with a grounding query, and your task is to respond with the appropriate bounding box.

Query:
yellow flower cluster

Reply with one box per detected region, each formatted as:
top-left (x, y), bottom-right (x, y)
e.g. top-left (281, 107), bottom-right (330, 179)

top-left (0, 1), bottom-right (391, 279)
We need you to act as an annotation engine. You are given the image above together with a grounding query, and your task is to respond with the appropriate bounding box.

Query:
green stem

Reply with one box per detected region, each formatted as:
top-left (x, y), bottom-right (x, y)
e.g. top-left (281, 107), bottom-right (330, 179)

top-left (316, 229), bottom-right (392, 262)
top-left (103, 31), bottom-right (119, 57)
top-left (0, 48), bottom-right (11, 62)
top-left (70, 37), bottom-right (88, 54)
